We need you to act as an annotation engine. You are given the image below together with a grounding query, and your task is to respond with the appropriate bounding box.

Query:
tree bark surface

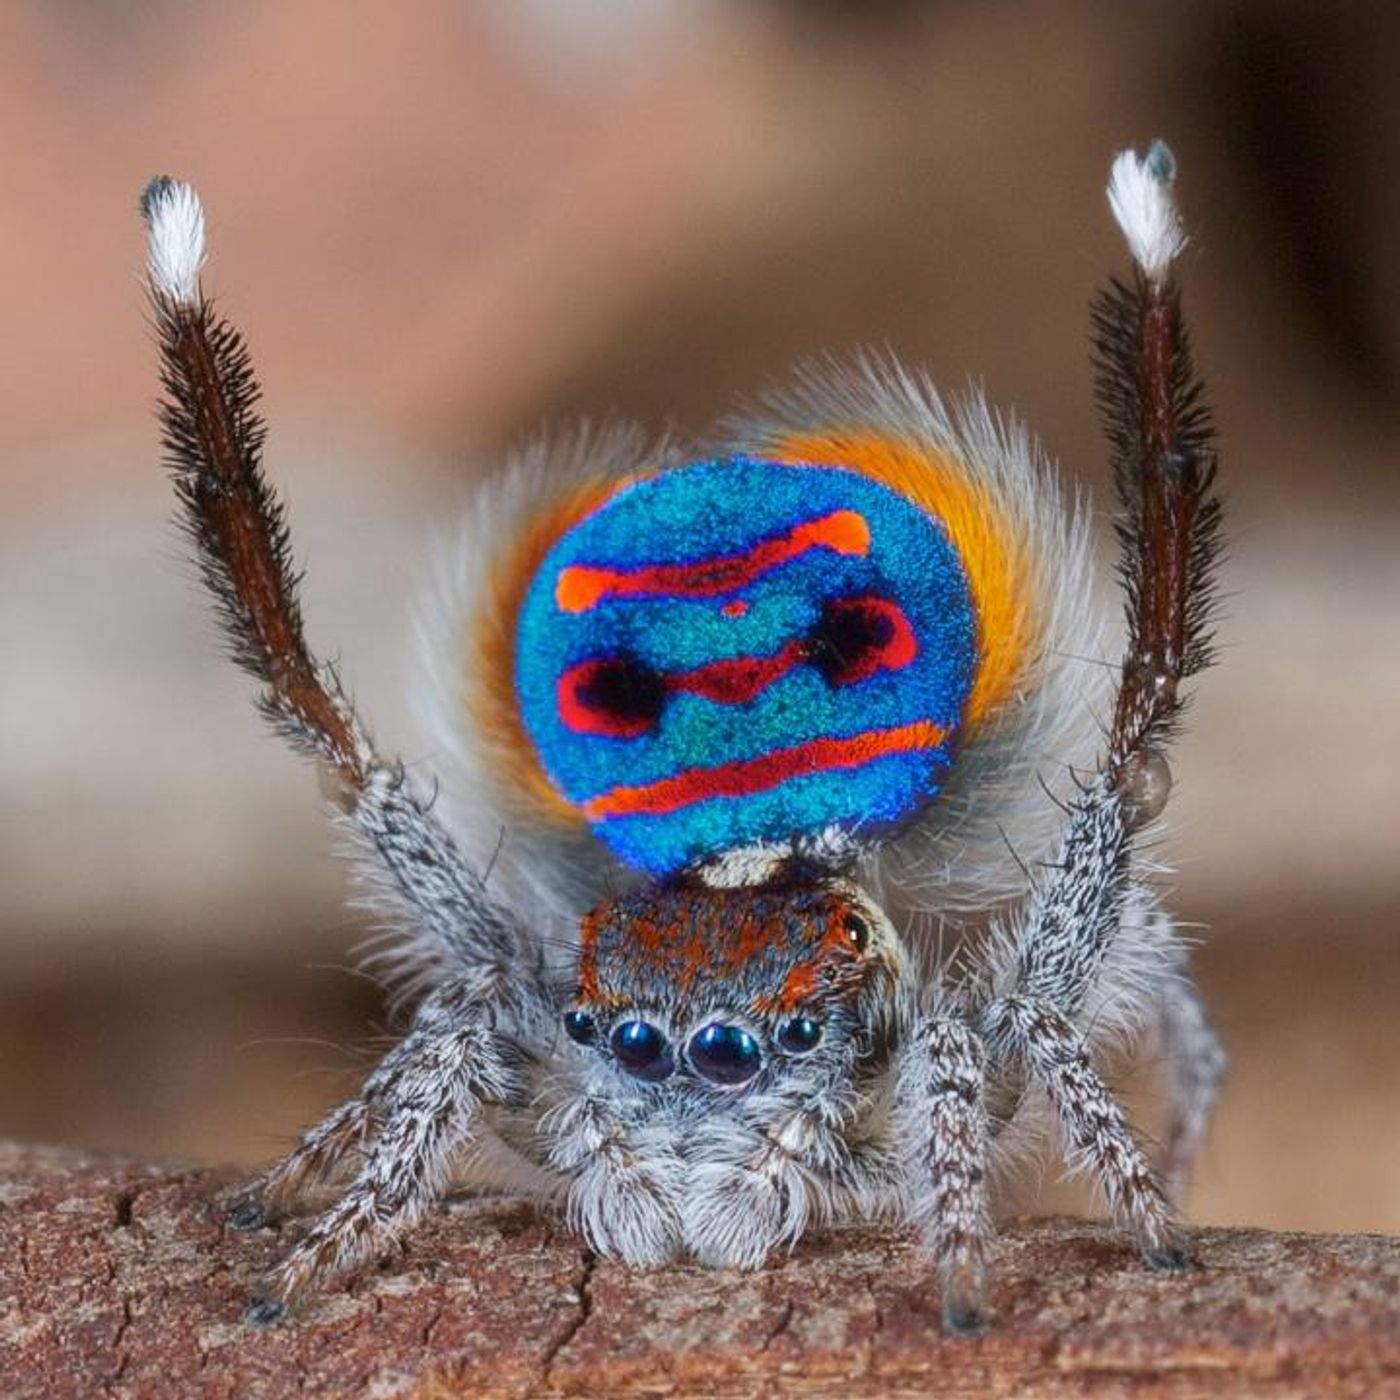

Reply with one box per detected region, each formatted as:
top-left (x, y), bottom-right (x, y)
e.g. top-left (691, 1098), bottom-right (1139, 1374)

top-left (1, 1142), bottom-right (1396, 1398)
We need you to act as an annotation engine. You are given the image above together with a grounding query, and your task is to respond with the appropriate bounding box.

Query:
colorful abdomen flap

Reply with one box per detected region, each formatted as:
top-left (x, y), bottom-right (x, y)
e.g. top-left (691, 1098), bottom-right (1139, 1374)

top-left (514, 456), bottom-right (979, 875)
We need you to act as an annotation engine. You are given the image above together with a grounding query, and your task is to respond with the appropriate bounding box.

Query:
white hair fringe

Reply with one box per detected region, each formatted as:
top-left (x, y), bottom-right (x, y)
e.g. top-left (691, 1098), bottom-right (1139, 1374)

top-left (140, 176), bottom-right (207, 305)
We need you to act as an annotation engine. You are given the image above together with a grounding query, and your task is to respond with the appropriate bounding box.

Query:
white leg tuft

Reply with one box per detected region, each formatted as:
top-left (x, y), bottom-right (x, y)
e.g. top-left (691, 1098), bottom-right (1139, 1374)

top-left (139, 175), bottom-right (206, 305)
top-left (1107, 140), bottom-right (1185, 282)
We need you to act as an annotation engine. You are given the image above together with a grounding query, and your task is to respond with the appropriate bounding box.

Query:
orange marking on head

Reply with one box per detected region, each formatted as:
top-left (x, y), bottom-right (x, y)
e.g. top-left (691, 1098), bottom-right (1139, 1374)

top-left (776, 433), bottom-right (1035, 731)
top-left (722, 908), bottom-right (775, 977)
top-left (576, 911), bottom-right (602, 1003)
top-left (470, 476), bottom-right (632, 826)
top-left (721, 600), bottom-right (748, 618)
top-left (821, 899), bottom-right (861, 957)
top-left (679, 931), bottom-right (708, 993)
top-left (774, 961), bottom-right (820, 1014)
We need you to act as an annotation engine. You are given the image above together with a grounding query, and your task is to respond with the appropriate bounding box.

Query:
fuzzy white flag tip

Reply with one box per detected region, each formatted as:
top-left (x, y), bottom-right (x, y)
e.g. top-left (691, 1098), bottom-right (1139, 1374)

top-left (140, 175), bottom-right (206, 305)
top-left (1107, 140), bottom-right (1184, 282)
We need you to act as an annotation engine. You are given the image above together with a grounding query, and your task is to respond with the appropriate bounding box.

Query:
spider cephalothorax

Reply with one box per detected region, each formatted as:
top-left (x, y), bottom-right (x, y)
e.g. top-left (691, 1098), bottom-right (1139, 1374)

top-left (567, 878), bottom-right (904, 1091)
top-left (140, 139), bottom-right (1225, 1334)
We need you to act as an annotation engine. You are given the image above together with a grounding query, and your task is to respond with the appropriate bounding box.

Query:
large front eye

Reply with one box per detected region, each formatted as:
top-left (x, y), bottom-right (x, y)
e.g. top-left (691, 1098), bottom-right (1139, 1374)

top-left (688, 1023), bottom-right (763, 1086)
top-left (611, 1020), bottom-right (675, 1081)
top-left (807, 595), bottom-right (917, 687)
top-left (557, 654), bottom-right (667, 737)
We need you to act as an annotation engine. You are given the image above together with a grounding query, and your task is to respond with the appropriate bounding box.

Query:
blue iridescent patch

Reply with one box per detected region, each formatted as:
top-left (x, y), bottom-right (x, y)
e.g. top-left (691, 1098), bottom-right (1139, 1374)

top-left (515, 457), bottom-right (976, 874)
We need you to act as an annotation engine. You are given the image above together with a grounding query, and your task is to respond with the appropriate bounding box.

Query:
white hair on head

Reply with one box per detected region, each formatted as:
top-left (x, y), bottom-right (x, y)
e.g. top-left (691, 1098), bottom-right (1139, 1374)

top-left (139, 175), bottom-right (206, 305)
top-left (1107, 140), bottom-right (1185, 282)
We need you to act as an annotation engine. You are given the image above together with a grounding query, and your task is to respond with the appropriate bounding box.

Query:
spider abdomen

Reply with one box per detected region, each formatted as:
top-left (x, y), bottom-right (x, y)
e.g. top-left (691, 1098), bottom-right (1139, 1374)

top-left (512, 455), bottom-right (1008, 875)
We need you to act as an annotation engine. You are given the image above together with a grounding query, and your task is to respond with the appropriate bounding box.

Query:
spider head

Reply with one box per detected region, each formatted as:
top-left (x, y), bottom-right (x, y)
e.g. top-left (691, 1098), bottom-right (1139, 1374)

top-left (565, 878), bottom-right (904, 1091)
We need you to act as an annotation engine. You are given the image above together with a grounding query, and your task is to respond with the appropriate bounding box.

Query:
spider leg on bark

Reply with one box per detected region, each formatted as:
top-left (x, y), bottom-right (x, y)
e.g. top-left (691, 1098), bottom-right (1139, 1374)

top-left (902, 142), bottom-right (1222, 1325)
top-left (895, 1016), bottom-right (992, 1334)
top-left (141, 177), bottom-right (559, 1316)
top-left (230, 982), bottom-right (541, 1230)
top-left (140, 180), bottom-right (530, 986)
top-left (246, 982), bottom-right (537, 1322)
top-left (1153, 948), bottom-right (1227, 1201)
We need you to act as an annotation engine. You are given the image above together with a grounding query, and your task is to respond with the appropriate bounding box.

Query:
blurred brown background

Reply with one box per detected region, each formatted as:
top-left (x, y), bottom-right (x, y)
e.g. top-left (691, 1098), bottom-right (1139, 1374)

top-left (1, 1), bottom-right (1397, 1238)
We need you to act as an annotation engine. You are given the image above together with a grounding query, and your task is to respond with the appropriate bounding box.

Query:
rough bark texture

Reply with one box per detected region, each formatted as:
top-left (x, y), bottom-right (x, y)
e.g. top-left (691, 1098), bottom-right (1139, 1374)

top-left (1, 1143), bottom-right (1396, 1399)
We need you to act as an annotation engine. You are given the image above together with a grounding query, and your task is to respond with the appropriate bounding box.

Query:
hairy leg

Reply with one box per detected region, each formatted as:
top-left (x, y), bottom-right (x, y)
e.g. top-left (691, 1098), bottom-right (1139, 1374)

top-left (141, 180), bottom-right (534, 991)
top-left (230, 1016), bottom-right (456, 1227)
top-left (957, 148), bottom-right (1220, 1268)
top-left (247, 984), bottom-right (531, 1321)
top-left (989, 995), bottom-right (1180, 1265)
top-left (895, 1016), bottom-right (992, 1333)
top-left (229, 1098), bottom-right (373, 1229)
top-left (142, 182), bottom-right (568, 1308)
top-left (1155, 964), bottom-right (1226, 1201)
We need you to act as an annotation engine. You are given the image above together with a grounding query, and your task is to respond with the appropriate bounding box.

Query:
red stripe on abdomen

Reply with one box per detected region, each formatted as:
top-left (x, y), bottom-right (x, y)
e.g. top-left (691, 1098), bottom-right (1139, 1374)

top-left (554, 509), bottom-right (871, 614)
top-left (582, 720), bottom-right (948, 820)
top-left (668, 641), bottom-right (807, 705)
top-left (555, 595), bottom-right (920, 733)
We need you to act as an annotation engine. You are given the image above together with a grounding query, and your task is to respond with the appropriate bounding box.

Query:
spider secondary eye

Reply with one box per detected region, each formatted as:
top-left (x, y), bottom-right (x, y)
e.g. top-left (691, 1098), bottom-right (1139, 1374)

top-left (557, 654), bottom-right (666, 738)
top-left (563, 1009), bottom-right (597, 1045)
top-left (777, 1016), bottom-right (824, 1054)
top-left (846, 913), bottom-right (870, 953)
top-left (610, 1020), bottom-right (675, 1081)
top-left (687, 1023), bottom-right (763, 1086)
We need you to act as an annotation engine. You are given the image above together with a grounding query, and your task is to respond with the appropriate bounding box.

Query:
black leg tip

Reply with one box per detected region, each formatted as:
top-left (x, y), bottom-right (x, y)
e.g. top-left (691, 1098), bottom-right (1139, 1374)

top-left (1146, 1243), bottom-right (1193, 1272)
top-left (943, 1302), bottom-right (987, 1336)
top-left (226, 1198), bottom-right (270, 1231)
top-left (245, 1295), bottom-right (290, 1328)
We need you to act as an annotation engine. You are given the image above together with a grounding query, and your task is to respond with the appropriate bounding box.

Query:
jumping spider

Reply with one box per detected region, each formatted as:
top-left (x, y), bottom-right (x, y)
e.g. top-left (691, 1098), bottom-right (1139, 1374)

top-left (140, 139), bottom-right (1223, 1333)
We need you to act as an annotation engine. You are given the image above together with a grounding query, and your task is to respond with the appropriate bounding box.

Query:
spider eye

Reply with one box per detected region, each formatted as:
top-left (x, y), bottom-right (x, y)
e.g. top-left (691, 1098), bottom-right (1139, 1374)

top-left (563, 1009), bottom-right (597, 1045)
top-left (557, 654), bottom-right (666, 738)
top-left (610, 1020), bottom-right (675, 1082)
top-left (846, 913), bottom-right (870, 953)
top-left (688, 1023), bottom-right (763, 1086)
top-left (806, 595), bottom-right (917, 687)
top-left (777, 1016), bottom-right (824, 1054)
